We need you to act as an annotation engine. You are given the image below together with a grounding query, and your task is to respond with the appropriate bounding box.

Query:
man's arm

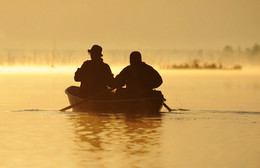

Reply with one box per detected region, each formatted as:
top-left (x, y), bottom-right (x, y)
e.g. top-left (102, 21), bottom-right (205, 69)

top-left (105, 64), bottom-right (115, 89)
top-left (152, 67), bottom-right (163, 88)
top-left (114, 66), bottom-right (129, 89)
top-left (74, 62), bottom-right (87, 82)
top-left (145, 65), bottom-right (163, 89)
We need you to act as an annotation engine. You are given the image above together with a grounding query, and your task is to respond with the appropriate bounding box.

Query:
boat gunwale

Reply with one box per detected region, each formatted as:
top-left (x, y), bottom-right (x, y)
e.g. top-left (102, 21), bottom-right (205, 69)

top-left (65, 87), bottom-right (164, 103)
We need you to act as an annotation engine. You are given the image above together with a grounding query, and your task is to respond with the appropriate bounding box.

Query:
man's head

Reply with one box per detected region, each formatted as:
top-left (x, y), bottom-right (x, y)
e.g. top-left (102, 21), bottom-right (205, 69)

top-left (88, 45), bottom-right (103, 58)
top-left (130, 51), bottom-right (142, 66)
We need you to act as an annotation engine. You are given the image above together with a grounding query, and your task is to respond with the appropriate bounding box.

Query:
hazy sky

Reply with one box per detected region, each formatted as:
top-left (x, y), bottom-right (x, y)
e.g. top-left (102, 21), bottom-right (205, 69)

top-left (0, 0), bottom-right (259, 50)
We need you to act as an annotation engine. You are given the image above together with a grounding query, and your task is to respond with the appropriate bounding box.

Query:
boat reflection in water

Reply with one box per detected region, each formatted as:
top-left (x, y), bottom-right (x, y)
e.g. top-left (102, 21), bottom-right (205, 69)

top-left (67, 111), bottom-right (163, 166)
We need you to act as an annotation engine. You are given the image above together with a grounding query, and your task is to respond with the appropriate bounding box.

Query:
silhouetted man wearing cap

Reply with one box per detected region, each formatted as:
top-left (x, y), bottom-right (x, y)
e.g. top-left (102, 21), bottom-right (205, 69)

top-left (115, 51), bottom-right (162, 97)
top-left (74, 45), bottom-right (114, 98)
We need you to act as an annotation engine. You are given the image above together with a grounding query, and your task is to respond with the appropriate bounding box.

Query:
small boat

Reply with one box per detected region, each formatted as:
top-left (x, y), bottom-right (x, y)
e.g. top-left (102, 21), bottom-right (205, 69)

top-left (65, 86), bottom-right (164, 113)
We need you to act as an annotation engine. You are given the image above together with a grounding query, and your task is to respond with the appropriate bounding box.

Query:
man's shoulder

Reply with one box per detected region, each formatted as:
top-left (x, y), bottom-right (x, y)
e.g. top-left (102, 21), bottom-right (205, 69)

top-left (123, 65), bottom-right (131, 71)
top-left (142, 62), bottom-right (154, 69)
top-left (96, 61), bottom-right (112, 72)
top-left (99, 62), bottom-right (112, 71)
top-left (102, 62), bottom-right (110, 67)
top-left (82, 60), bottom-right (91, 65)
top-left (83, 60), bottom-right (107, 66)
top-left (118, 65), bottom-right (131, 75)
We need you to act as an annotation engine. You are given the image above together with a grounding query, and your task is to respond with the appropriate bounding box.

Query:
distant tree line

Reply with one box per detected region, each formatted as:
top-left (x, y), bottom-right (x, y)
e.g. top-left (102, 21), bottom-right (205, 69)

top-left (219, 43), bottom-right (260, 64)
top-left (0, 44), bottom-right (259, 68)
top-left (160, 43), bottom-right (260, 70)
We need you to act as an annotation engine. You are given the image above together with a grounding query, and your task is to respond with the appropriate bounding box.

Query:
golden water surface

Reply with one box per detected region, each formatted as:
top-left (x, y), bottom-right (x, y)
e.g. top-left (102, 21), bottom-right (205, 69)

top-left (0, 69), bottom-right (260, 168)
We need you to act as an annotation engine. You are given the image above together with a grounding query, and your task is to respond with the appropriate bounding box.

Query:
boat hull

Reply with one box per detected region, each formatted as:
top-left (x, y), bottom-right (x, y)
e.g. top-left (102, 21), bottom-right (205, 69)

top-left (65, 86), bottom-right (164, 113)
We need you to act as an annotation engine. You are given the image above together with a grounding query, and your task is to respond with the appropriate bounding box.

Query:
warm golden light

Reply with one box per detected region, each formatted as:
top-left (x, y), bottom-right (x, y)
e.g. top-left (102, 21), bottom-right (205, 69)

top-left (0, 66), bottom-right (125, 74)
top-left (0, 0), bottom-right (259, 49)
top-left (0, 66), bottom-right (74, 74)
top-left (0, 1), bottom-right (259, 168)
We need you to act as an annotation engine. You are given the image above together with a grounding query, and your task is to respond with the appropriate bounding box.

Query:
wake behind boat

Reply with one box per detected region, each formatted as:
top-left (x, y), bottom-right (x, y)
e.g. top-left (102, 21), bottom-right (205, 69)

top-left (65, 86), bottom-right (164, 113)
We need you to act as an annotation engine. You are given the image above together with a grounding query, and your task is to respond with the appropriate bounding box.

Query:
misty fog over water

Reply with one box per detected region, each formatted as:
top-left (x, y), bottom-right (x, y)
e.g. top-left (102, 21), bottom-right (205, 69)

top-left (0, 44), bottom-right (259, 69)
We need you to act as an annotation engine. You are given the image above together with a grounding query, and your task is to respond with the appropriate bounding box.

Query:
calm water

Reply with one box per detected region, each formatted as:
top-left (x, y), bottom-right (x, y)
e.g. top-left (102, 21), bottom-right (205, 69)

top-left (0, 69), bottom-right (260, 168)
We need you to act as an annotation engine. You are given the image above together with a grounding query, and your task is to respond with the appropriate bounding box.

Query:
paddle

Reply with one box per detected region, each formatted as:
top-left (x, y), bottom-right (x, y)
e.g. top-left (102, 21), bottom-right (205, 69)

top-left (163, 103), bottom-right (173, 112)
top-left (163, 97), bottom-right (190, 112)
top-left (60, 90), bottom-right (109, 112)
top-left (163, 102), bottom-right (190, 112)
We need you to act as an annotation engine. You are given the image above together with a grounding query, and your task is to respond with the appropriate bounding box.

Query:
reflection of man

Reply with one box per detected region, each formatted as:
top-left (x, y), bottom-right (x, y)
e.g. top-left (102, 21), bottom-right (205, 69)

top-left (115, 51), bottom-right (163, 97)
top-left (74, 45), bottom-right (114, 98)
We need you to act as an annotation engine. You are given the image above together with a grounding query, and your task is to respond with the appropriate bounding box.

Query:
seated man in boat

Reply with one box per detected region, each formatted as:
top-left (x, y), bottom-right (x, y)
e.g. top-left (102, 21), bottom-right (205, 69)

top-left (115, 51), bottom-right (163, 98)
top-left (74, 45), bottom-right (114, 98)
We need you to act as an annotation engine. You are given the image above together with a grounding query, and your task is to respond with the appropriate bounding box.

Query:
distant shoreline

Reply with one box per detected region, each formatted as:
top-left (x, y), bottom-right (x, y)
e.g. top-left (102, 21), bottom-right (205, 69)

top-left (160, 60), bottom-right (242, 70)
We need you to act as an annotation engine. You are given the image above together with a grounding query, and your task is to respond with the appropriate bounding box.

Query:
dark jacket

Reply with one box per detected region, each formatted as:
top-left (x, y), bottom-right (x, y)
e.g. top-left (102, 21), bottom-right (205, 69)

top-left (115, 62), bottom-right (162, 93)
top-left (74, 58), bottom-right (114, 98)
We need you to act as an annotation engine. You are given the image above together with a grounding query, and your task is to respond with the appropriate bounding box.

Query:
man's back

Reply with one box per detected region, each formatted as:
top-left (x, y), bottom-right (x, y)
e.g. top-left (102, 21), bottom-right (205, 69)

top-left (115, 62), bottom-right (162, 92)
top-left (75, 59), bottom-right (113, 97)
